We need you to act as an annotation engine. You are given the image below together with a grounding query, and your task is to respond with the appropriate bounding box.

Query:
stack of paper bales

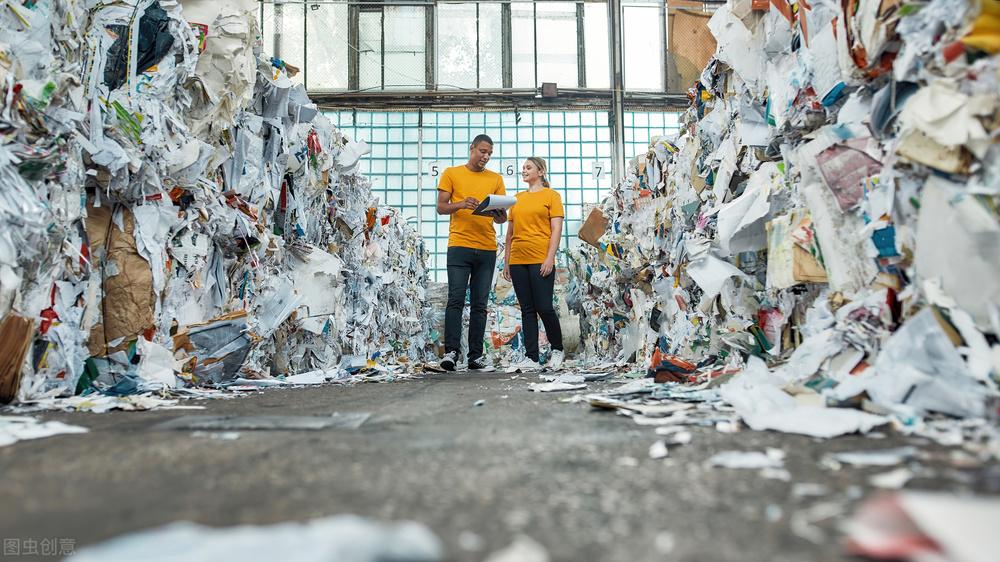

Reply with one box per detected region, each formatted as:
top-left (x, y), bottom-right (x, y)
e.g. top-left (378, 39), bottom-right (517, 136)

top-left (0, 0), bottom-right (429, 403)
top-left (569, 0), bottom-right (1000, 435)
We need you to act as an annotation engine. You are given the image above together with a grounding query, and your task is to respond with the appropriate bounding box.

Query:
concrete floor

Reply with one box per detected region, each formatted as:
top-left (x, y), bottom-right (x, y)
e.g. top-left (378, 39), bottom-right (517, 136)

top-left (1, 372), bottom-right (992, 561)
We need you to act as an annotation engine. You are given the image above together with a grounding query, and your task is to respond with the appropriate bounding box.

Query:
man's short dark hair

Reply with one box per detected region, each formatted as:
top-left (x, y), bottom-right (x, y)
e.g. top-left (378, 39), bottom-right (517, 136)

top-left (471, 134), bottom-right (493, 147)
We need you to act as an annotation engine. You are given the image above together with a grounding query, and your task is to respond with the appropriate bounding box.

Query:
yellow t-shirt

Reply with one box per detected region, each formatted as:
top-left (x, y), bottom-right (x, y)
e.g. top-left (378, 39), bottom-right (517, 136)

top-left (438, 165), bottom-right (507, 250)
top-left (508, 188), bottom-right (565, 265)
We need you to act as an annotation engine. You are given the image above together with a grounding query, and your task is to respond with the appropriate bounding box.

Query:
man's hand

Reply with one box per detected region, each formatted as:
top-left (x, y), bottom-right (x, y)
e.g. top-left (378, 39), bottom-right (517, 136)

top-left (460, 197), bottom-right (480, 211)
top-left (491, 209), bottom-right (507, 224)
top-left (540, 257), bottom-right (555, 277)
top-left (502, 265), bottom-right (511, 282)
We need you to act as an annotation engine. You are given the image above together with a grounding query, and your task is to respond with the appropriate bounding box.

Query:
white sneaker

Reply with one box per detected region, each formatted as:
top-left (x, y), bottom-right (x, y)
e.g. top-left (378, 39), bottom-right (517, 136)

top-left (439, 351), bottom-right (457, 371)
top-left (507, 358), bottom-right (542, 373)
top-left (467, 357), bottom-right (495, 372)
top-left (548, 350), bottom-right (564, 370)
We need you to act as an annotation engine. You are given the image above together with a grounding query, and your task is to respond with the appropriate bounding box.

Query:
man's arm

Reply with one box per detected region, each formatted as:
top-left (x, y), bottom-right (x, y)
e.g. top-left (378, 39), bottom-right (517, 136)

top-left (437, 190), bottom-right (479, 214)
top-left (492, 209), bottom-right (507, 224)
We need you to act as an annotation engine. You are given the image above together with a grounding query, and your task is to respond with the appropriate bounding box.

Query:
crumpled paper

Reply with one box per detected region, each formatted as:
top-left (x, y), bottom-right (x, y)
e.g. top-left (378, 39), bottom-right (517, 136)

top-left (0, 0), bottom-right (430, 404)
top-left (568, 0), bottom-right (1000, 438)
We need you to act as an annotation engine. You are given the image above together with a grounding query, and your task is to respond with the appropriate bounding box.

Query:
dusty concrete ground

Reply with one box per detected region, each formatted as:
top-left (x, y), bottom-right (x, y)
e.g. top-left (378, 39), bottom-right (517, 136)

top-left (1, 372), bottom-right (996, 561)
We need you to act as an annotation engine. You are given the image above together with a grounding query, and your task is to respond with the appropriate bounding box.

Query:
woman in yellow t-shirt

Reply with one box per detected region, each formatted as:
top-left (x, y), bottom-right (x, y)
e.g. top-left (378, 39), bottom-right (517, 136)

top-left (502, 157), bottom-right (565, 370)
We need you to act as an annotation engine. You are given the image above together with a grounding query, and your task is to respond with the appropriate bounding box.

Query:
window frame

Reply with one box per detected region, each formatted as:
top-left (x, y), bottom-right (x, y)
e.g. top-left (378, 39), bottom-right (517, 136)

top-left (258, 0), bottom-right (682, 93)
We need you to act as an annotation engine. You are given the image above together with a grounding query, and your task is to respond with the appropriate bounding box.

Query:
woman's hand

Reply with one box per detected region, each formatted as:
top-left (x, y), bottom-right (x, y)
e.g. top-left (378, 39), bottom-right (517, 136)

top-left (502, 265), bottom-right (511, 282)
top-left (540, 257), bottom-right (555, 277)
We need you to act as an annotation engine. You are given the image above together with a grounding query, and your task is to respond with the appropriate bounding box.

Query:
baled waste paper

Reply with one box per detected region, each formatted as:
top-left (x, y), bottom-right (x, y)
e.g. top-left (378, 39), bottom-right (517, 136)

top-left (569, 0), bottom-right (1000, 444)
top-left (0, 0), bottom-right (429, 406)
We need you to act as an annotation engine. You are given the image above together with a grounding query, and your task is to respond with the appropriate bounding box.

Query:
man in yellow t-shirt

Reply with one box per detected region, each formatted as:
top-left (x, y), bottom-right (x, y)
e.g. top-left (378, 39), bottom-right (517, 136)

top-left (436, 134), bottom-right (507, 371)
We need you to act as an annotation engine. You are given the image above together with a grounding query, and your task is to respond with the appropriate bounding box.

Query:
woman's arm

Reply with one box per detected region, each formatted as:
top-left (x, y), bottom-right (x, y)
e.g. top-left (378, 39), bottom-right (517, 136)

top-left (540, 217), bottom-right (564, 277)
top-left (502, 220), bottom-right (514, 281)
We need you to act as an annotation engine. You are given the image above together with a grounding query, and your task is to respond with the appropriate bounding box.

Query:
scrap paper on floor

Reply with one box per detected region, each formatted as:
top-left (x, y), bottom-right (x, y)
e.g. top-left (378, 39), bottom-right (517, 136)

top-left (843, 492), bottom-right (1000, 562)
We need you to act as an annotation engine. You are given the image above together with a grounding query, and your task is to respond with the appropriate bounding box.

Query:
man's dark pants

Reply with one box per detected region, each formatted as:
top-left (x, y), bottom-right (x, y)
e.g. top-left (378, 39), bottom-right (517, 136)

top-left (445, 246), bottom-right (497, 361)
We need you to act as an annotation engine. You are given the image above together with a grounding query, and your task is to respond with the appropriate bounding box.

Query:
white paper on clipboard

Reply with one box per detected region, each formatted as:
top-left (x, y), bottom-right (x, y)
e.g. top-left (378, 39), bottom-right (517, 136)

top-left (471, 194), bottom-right (517, 216)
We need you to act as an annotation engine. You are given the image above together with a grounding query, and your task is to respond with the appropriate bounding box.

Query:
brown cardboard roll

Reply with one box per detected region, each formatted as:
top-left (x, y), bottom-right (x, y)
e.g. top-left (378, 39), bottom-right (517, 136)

top-left (0, 314), bottom-right (34, 404)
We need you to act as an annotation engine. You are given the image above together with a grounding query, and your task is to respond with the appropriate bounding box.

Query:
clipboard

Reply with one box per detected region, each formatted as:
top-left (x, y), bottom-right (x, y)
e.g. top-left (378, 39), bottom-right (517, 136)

top-left (471, 194), bottom-right (517, 216)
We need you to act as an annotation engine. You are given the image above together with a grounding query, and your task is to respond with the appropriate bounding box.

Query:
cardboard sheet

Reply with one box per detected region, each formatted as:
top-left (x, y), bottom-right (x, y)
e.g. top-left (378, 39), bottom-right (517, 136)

top-left (577, 207), bottom-right (609, 248)
top-left (84, 204), bottom-right (155, 356)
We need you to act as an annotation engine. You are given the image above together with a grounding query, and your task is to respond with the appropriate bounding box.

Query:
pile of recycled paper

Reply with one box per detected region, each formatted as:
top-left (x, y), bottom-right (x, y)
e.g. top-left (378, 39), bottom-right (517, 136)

top-left (0, 0), bottom-right (428, 405)
top-left (569, 0), bottom-right (1000, 437)
top-left (487, 266), bottom-right (579, 366)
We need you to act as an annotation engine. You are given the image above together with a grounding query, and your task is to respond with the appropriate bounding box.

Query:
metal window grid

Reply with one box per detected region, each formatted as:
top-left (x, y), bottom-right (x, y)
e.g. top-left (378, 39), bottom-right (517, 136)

top-left (328, 109), bottom-right (678, 282)
top-left (623, 111), bottom-right (682, 161)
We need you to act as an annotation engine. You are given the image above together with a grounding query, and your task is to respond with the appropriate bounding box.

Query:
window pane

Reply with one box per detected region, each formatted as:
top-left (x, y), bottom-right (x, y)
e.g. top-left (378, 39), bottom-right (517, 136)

top-left (479, 3), bottom-right (503, 88)
top-left (584, 2), bottom-right (610, 88)
top-left (265, 1), bottom-right (305, 85)
top-left (536, 2), bottom-right (577, 87)
top-left (437, 4), bottom-right (477, 89)
top-left (305, 4), bottom-right (348, 90)
top-left (511, 2), bottom-right (535, 88)
top-left (385, 6), bottom-right (426, 89)
top-left (623, 5), bottom-right (663, 91)
top-left (261, 3), bottom-right (275, 54)
top-left (359, 11), bottom-right (382, 90)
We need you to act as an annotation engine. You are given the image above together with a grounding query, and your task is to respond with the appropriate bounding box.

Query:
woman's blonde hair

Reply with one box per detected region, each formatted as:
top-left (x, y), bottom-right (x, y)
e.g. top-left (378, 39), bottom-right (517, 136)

top-left (526, 156), bottom-right (550, 188)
